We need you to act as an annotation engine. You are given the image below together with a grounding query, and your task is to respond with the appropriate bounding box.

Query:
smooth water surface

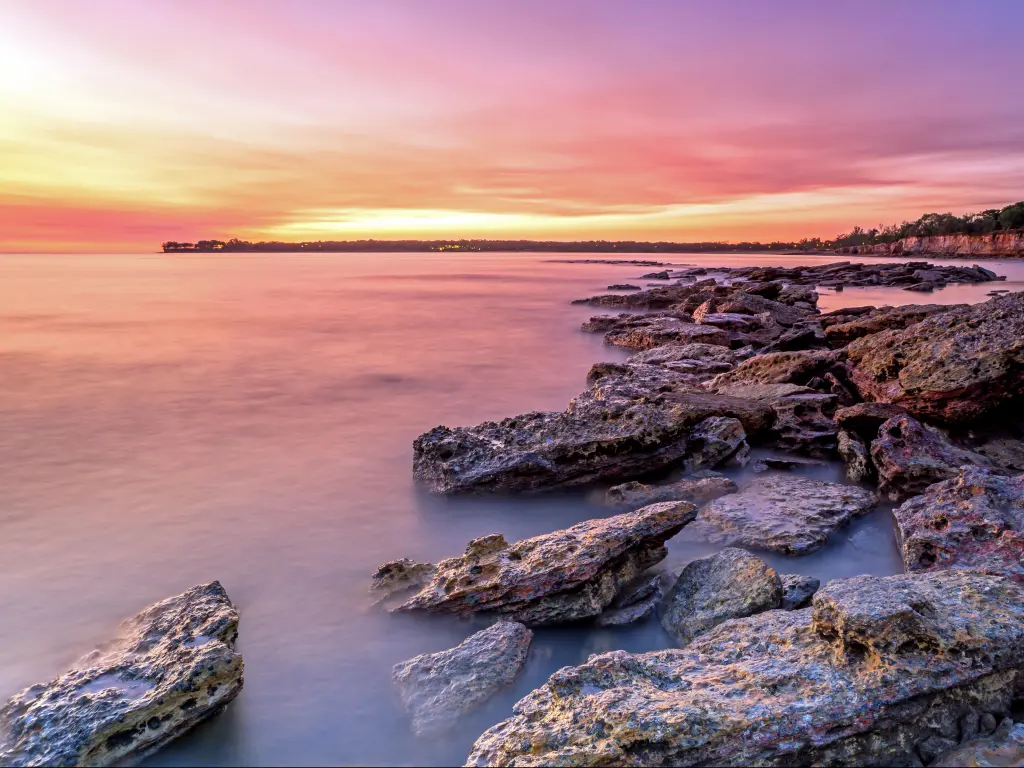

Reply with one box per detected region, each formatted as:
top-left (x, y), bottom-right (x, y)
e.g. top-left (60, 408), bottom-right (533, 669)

top-left (2, 251), bottom-right (1022, 765)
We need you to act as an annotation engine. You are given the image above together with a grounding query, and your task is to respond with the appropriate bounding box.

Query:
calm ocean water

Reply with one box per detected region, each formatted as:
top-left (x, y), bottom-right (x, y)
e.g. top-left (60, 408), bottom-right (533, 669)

top-left (2, 252), bottom-right (1022, 765)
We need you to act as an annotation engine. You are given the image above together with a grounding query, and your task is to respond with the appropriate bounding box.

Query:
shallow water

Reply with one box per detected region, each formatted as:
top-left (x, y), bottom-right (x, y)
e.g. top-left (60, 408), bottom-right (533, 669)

top-left (1, 251), bottom-right (1022, 765)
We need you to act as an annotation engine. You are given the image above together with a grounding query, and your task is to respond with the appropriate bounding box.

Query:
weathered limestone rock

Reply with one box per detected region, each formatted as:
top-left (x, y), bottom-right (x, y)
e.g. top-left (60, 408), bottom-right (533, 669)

top-left (572, 285), bottom-right (700, 309)
top-left (387, 502), bottom-right (697, 626)
top-left (683, 416), bottom-right (747, 471)
top-left (595, 593), bottom-right (660, 627)
top-left (370, 558), bottom-right (438, 608)
top-left (413, 377), bottom-right (773, 494)
top-left (604, 476), bottom-right (737, 509)
top-left (659, 548), bottom-right (782, 646)
top-left (0, 583), bottom-right (243, 768)
top-left (627, 342), bottom-right (736, 367)
top-left (611, 573), bottom-right (661, 608)
top-left (932, 717), bottom-right (1024, 767)
top-left (838, 429), bottom-right (874, 482)
top-left (835, 402), bottom-right (910, 442)
top-left (392, 622), bottom-right (532, 737)
top-left (696, 312), bottom-right (762, 332)
top-left (824, 304), bottom-right (964, 347)
top-left (707, 350), bottom-right (842, 392)
top-left (607, 284), bottom-right (640, 290)
top-left (698, 475), bottom-right (877, 554)
top-left (604, 316), bottom-right (730, 350)
top-left (780, 573), bottom-right (820, 609)
top-left (975, 437), bottom-right (1024, 475)
top-left (770, 392), bottom-right (840, 456)
top-left (872, 414), bottom-right (991, 501)
top-left (752, 456), bottom-right (826, 472)
top-left (466, 570), bottom-right (1024, 768)
top-left (846, 292), bottom-right (1024, 425)
top-left (894, 466), bottom-right (1024, 582)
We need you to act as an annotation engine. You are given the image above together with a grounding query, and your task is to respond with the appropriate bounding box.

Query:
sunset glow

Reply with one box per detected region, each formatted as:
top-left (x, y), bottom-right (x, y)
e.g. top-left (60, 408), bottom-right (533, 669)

top-left (3, 0), bottom-right (1024, 251)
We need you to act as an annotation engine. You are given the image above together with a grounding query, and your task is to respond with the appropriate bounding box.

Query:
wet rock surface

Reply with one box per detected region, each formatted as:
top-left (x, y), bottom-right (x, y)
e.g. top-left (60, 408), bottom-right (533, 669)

top-left (659, 547), bottom-right (782, 646)
top-left (780, 573), bottom-right (820, 609)
top-left (894, 466), bottom-right (1024, 582)
top-left (466, 570), bottom-right (1024, 768)
top-left (392, 621), bottom-right (532, 737)
top-left (604, 475), bottom-right (737, 509)
top-left (0, 582), bottom-right (243, 767)
top-left (697, 474), bottom-right (877, 554)
top-left (385, 502), bottom-right (697, 625)
top-left (824, 303), bottom-right (965, 347)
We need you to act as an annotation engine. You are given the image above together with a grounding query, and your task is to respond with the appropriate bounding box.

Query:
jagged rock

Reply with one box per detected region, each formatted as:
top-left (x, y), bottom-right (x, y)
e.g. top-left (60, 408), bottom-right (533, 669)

top-left (707, 350), bottom-right (842, 392)
top-left (846, 292), bottom-right (1024, 425)
top-left (770, 392), bottom-right (840, 456)
top-left (715, 292), bottom-right (812, 326)
top-left (932, 717), bottom-right (1024, 767)
top-left (392, 622), bottom-right (532, 737)
top-left (611, 573), bottom-right (661, 608)
top-left (753, 456), bottom-right (827, 472)
top-left (386, 502), bottom-right (697, 625)
top-left (684, 416), bottom-right (747, 471)
top-left (627, 342), bottom-right (736, 367)
top-left (835, 402), bottom-right (911, 441)
top-left (974, 437), bottom-right (1024, 474)
top-left (595, 593), bottom-right (660, 627)
top-left (871, 414), bottom-right (991, 501)
top-left (837, 429), bottom-right (874, 482)
top-left (697, 475), bottom-right (877, 554)
top-left (605, 316), bottom-right (730, 350)
top-left (659, 548), bottom-right (782, 647)
top-left (894, 466), bottom-right (1024, 582)
top-left (642, 270), bottom-right (671, 280)
top-left (604, 476), bottom-right (737, 509)
top-left (0, 583), bottom-right (243, 767)
top-left (904, 281), bottom-right (937, 292)
top-left (711, 381), bottom-right (816, 400)
top-left (370, 558), bottom-right (438, 608)
top-left (413, 378), bottom-right (773, 494)
top-left (573, 285), bottom-right (702, 309)
top-left (825, 303), bottom-right (963, 347)
top-left (696, 312), bottom-right (762, 331)
top-left (466, 570), bottom-right (1024, 768)
top-left (780, 573), bottom-right (820, 609)
top-left (607, 284), bottom-right (640, 290)
top-left (760, 325), bottom-right (823, 354)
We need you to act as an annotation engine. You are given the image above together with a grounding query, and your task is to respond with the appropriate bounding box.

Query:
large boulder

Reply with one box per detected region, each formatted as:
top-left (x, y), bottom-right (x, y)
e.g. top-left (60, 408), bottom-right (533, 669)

top-left (697, 475), bottom-right (877, 554)
top-left (604, 476), bottom-right (737, 509)
top-left (0, 583), bottom-right (243, 767)
top-left (894, 466), bottom-right (1024, 582)
top-left (392, 622), bottom-right (532, 736)
top-left (413, 376), bottom-right (773, 494)
top-left (846, 292), bottom-right (1024, 425)
top-left (384, 501), bottom-right (696, 626)
top-left (834, 402), bottom-right (910, 441)
top-left (659, 548), bottom-right (782, 646)
top-left (824, 303), bottom-right (965, 347)
top-left (769, 392), bottom-right (840, 456)
top-left (871, 414), bottom-right (991, 501)
top-left (707, 350), bottom-right (843, 392)
top-left (467, 570), bottom-right (1024, 767)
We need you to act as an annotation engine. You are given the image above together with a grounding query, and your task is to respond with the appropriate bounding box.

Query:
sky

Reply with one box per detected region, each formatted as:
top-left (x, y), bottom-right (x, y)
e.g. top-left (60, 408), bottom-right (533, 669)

top-left (2, 0), bottom-right (1024, 252)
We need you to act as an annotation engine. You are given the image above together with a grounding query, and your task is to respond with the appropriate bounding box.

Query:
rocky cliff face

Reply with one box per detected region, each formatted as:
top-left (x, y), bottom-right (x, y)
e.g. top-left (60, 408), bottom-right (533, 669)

top-left (844, 232), bottom-right (1024, 257)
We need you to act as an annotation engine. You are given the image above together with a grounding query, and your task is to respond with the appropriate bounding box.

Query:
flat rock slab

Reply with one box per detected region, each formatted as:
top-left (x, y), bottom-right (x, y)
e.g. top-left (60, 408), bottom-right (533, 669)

top-left (467, 570), bottom-right (1024, 767)
top-left (659, 547), bottom-right (781, 646)
top-left (604, 317), bottom-right (729, 350)
top-left (604, 476), bottom-right (737, 509)
top-left (895, 466), bottom-right (1024, 582)
top-left (392, 622), bottom-right (532, 737)
top-left (0, 582), bottom-right (243, 767)
top-left (697, 475), bottom-right (877, 554)
top-left (387, 501), bottom-right (697, 626)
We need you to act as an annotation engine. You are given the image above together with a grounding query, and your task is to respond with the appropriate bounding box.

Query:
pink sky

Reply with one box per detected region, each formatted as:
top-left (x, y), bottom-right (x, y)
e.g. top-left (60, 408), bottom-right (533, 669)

top-left (2, 0), bottom-right (1023, 251)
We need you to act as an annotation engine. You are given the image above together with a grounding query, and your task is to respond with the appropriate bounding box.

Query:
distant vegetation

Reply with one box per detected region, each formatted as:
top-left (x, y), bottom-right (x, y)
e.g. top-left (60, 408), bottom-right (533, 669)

top-left (162, 201), bottom-right (1024, 254)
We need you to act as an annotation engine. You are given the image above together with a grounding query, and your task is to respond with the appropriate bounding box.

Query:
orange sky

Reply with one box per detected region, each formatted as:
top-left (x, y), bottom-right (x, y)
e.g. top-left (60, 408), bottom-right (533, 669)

top-left (3, 0), bottom-right (1024, 252)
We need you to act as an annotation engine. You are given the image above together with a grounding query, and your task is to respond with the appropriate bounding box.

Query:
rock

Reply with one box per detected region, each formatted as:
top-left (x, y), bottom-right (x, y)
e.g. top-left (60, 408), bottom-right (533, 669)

top-left (604, 476), bottom-right (737, 509)
top-left (871, 414), bottom-right (991, 501)
top-left (659, 548), bottom-right (782, 646)
top-left (710, 381), bottom-right (816, 400)
top-left (698, 475), bottom-right (877, 554)
top-left (641, 270), bottom-right (671, 280)
top-left (835, 402), bottom-right (911, 442)
top-left (707, 350), bottom-right (842, 392)
top-left (412, 379), bottom-right (773, 494)
top-left (696, 312), bottom-right (762, 332)
top-left (825, 303), bottom-right (963, 347)
top-left (759, 325), bottom-right (823, 354)
top-left (604, 316), bottom-right (730, 350)
top-left (611, 573), bottom-right (662, 608)
top-left (595, 592), bottom-right (660, 627)
top-left (846, 292), bottom-right (1024, 425)
top-left (780, 573), bottom-right (820, 609)
top-left (392, 622), bottom-right (532, 737)
top-left (627, 342), bottom-right (736, 367)
top-left (837, 429), bottom-right (874, 482)
top-left (975, 437), bottom-right (1024, 474)
top-left (932, 718), bottom-right (1024, 767)
top-left (573, 285), bottom-right (702, 309)
top-left (894, 466), bottom-right (1024, 582)
top-left (714, 292), bottom-right (811, 327)
top-left (0, 583), bottom-right (243, 768)
top-left (904, 281), bottom-right (937, 292)
top-left (466, 570), bottom-right (1024, 768)
top-left (370, 558), bottom-right (438, 608)
top-left (770, 392), bottom-right (840, 456)
top-left (752, 456), bottom-right (827, 472)
top-left (683, 416), bottom-right (747, 471)
top-left (386, 502), bottom-right (697, 625)
top-left (607, 284), bottom-right (640, 290)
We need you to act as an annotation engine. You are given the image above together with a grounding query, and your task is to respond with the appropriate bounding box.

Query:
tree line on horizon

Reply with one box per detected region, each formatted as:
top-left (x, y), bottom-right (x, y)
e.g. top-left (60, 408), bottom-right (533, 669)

top-left (161, 201), bottom-right (1024, 253)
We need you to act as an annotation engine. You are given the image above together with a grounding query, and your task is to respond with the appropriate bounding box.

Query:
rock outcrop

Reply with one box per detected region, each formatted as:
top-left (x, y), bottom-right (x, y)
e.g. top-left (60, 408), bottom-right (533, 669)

top-left (894, 466), bottom-right (1024, 582)
top-left (392, 622), bottom-right (532, 737)
top-left (837, 429), bottom-right (873, 482)
top-left (603, 316), bottom-right (730, 350)
top-left (384, 502), bottom-right (697, 625)
top-left (780, 573), bottom-right (820, 609)
top-left (697, 475), bottom-right (877, 554)
top-left (659, 548), bottom-right (782, 646)
top-left (931, 717), bottom-right (1024, 767)
top-left (467, 570), bottom-right (1024, 767)
top-left (604, 476), bottom-right (737, 509)
top-left (846, 292), bottom-right (1024, 426)
top-left (824, 304), bottom-right (964, 347)
top-left (834, 402), bottom-right (910, 441)
top-left (0, 582), bottom-right (243, 767)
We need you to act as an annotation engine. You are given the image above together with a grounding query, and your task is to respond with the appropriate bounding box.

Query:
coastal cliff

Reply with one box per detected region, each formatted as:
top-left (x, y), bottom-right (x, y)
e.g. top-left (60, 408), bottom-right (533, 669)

top-left (842, 232), bottom-right (1024, 257)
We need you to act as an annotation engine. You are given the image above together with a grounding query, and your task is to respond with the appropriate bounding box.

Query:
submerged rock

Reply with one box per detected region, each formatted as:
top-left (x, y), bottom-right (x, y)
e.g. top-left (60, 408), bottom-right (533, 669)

top-left (846, 292), bottom-right (1024, 425)
top-left (698, 475), bottom-right (877, 554)
top-left (659, 547), bottom-right (782, 646)
top-left (872, 414), bottom-right (991, 501)
top-left (607, 283), bottom-right (640, 290)
top-left (894, 466), bottom-right (1024, 582)
top-left (604, 476), bottom-right (737, 509)
top-left (0, 582), bottom-right (243, 767)
top-left (392, 622), bottom-right (532, 737)
top-left (386, 502), bottom-right (697, 626)
top-left (466, 570), bottom-right (1024, 767)
top-left (780, 573), bottom-right (820, 609)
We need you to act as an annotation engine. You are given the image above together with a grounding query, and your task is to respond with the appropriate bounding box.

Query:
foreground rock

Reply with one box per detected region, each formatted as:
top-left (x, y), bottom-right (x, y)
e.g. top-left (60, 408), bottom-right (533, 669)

top-left (846, 292), bottom-right (1024, 425)
top-left (824, 303), bottom-right (965, 347)
top-left (467, 570), bottom-right (1024, 767)
top-left (894, 466), bottom-right (1024, 582)
top-left (604, 476), bottom-right (737, 509)
top-left (0, 582), bottom-right (243, 767)
top-left (659, 548), bottom-right (782, 646)
top-left (872, 414), bottom-right (991, 501)
top-left (932, 717), bottom-right (1024, 767)
top-left (780, 573), bottom-right (820, 609)
top-left (413, 377), bottom-right (772, 494)
top-left (385, 502), bottom-right (697, 625)
top-left (392, 622), bottom-right (532, 737)
top-left (697, 475), bottom-right (877, 554)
